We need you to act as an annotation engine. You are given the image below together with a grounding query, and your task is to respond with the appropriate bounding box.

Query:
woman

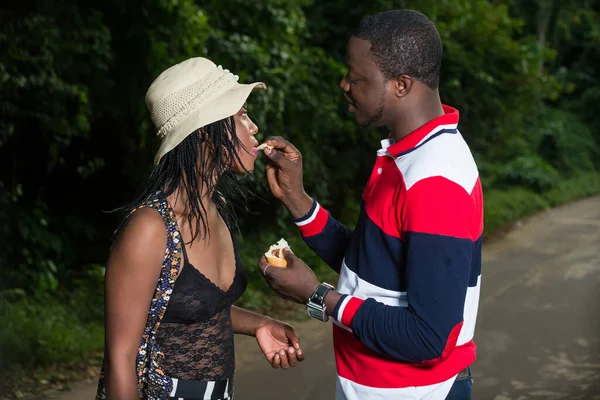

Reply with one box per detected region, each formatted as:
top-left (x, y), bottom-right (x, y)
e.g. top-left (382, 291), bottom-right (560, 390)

top-left (96, 58), bottom-right (304, 400)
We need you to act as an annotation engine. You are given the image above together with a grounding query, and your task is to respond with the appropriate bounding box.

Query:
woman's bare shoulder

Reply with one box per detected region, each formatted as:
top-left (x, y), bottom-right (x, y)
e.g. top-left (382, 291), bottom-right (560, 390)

top-left (111, 207), bottom-right (167, 261)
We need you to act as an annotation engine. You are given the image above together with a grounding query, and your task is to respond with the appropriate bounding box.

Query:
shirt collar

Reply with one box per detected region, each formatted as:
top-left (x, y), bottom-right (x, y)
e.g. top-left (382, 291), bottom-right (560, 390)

top-left (381, 105), bottom-right (460, 157)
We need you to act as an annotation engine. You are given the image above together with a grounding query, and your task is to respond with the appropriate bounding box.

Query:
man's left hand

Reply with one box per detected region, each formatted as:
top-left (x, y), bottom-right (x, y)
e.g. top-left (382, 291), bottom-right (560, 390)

top-left (258, 248), bottom-right (320, 304)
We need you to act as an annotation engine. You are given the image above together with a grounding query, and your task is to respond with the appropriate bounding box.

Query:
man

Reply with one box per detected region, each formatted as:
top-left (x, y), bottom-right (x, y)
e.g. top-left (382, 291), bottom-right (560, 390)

top-left (258, 9), bottom-right (483, 400)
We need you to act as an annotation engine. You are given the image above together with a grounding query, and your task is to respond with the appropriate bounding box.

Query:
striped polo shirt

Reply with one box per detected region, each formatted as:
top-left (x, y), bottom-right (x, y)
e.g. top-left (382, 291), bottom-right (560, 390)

top-left (294, 105), bottom-right (483, 400)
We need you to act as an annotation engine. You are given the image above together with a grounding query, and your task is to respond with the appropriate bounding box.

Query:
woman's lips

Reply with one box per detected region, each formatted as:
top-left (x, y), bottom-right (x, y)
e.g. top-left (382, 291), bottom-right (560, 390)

top-left (345, 96), bottom-right (356, 112)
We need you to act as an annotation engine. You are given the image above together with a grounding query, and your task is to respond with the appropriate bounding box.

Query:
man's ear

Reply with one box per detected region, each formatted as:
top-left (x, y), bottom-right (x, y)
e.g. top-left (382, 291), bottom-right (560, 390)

top-left (393, 75), bottom-right (414, 98)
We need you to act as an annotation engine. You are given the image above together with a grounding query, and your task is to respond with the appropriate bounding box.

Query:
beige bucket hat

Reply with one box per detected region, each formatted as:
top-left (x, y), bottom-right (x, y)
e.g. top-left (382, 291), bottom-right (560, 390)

top-left (146, 57), bottom-right (266, 165)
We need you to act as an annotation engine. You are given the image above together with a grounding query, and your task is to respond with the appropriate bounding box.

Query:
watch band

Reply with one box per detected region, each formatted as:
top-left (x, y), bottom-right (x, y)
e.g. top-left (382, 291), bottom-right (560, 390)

top-left (306, 282), bottom-right (334, 322)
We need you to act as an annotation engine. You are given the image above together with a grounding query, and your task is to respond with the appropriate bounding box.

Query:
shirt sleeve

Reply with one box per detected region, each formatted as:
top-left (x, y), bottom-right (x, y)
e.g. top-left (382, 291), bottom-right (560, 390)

top-left (292, 199), bottom-right (354, 274)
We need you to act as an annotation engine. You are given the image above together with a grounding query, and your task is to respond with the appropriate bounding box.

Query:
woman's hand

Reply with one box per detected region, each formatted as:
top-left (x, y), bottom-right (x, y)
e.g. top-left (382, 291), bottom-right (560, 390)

top-left (254, 319), bottom-right (305, 369)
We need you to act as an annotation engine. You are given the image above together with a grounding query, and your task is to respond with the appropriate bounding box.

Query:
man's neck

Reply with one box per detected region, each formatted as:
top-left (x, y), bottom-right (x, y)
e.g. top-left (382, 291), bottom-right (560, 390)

top-left (389, 90), bottom-right (444, 142)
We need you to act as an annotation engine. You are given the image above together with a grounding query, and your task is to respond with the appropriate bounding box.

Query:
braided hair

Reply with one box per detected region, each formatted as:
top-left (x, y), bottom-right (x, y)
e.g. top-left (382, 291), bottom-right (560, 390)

top-left (131, 116), bottom-right (251, 242)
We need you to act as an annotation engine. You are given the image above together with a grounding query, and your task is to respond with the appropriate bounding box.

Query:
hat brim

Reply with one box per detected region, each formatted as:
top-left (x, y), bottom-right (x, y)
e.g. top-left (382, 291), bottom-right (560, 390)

top-left (154, 81), bottom-right (266, 165)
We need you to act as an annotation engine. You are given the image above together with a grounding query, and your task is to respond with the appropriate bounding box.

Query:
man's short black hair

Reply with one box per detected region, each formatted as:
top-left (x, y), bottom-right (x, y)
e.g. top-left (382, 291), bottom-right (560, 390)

top-left (353, 10), bottom-right (443, 89)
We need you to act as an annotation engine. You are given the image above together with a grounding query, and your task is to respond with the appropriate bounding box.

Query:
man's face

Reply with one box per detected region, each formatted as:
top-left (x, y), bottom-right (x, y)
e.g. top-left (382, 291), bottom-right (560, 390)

top-left (340, 37), bottom-right (389, 128)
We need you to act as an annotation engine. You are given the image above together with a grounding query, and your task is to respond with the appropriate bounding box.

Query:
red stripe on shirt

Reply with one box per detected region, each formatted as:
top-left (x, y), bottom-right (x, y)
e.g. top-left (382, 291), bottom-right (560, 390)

top-left (403, 176), bottom-right (483, 240)
top-left (421, 321), bottom-right (463, 365)
top-left (340, 296), bottom-right (365, 328)
top-left (333, 324), bottom-right (476, 388)
top-left (298, 205), bottom-right (329, 237)
top-left (386, 105), bottom-right (459, 156)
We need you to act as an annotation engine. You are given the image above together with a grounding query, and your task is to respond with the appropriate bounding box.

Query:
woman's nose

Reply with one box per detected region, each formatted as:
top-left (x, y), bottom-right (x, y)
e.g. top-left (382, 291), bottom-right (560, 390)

top-left (340, 77), bottom-right (350, 92)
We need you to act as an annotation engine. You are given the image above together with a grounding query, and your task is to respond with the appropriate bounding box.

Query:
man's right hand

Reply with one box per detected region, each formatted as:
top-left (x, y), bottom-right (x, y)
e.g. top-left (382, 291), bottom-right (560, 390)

top-left (261, 136), bottom-right (313, 218)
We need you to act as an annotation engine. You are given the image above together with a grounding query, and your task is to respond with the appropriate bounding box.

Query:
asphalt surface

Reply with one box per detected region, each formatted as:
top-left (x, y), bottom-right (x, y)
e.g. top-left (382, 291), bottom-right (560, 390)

top-left (41, 195), bottom-right (600, 400)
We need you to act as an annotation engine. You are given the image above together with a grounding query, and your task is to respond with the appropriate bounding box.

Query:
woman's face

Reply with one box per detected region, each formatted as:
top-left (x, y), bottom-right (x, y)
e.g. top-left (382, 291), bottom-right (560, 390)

top-left (230, 103), bottom-right (259, 174)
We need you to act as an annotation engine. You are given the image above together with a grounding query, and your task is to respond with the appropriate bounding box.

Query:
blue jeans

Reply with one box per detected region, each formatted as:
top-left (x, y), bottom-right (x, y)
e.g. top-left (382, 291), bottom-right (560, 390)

top-left (446, 367), bottom-right (472, 400)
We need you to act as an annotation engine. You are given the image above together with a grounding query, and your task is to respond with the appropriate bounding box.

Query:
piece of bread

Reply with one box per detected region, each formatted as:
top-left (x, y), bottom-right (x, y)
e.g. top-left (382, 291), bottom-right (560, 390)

top-left (257, 143), bottom-right (274, 151)
top-left (264, 238), bottom-right (290, 267)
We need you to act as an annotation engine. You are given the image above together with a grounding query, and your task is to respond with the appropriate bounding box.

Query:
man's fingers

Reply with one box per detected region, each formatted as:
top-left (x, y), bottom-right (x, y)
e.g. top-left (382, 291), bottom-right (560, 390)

top-left (258, 255), bottom-right (268, 267)
top-left (257, 255), bottom-right (270, 276)
top-left (264, 135), bottom-right (287, 147)
top-left (258, 257), bottom-right (288, 291)
top-left (263, 147), bottom-right (282, 163)
top-left (262, 136), bottom-right (302, 165)
top-left (258, 257), bottom-right (282, 280)
top-left (265, 164), bottom-right (279, 187)
top-left (265, 136), bottom-right (301, 155)
top-left (282, 247), bottom-right (299, 266)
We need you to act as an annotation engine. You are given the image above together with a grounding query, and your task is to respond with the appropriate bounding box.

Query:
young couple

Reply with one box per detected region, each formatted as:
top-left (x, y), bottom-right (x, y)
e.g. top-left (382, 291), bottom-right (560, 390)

top-left (97, 9), bottom-right (482, 400)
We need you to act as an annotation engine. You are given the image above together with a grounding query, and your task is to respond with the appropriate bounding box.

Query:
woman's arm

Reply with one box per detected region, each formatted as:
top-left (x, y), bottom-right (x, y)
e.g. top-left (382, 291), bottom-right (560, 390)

top-left (104, 208), bottom-right (167, 400)
top-left (230, 306), bottom-right (270, 336)
top-left (231, 306), bottom-right (304, 369)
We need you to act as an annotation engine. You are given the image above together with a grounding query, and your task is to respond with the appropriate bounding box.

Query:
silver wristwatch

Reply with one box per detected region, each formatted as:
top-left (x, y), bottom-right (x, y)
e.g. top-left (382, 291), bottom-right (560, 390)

top-left (306, 282), bottom-right (335, 322)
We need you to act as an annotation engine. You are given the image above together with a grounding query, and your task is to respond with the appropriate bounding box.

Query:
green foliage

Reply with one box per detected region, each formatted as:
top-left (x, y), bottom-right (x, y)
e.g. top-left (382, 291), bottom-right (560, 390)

top-left (483, 188), bottom-right (550, 235)
top-left (0, 5), bottom-right (111, 173)
top-left (0, 290), bottom-right (104, 373)
top-left (535, 107), bottom-right (598, 174)
top-left (499, 155), bottom-right (559, 192)
top-left (544, 172), bottom-right (600, 206)
top-left (1, 0), bottom-right (600, 376)
top-left (484, 173), bottom-right (600, 236)
top-left (200, 0), bottom-right (363, 220)
top-left (0, 185), bottom-right (98, 292)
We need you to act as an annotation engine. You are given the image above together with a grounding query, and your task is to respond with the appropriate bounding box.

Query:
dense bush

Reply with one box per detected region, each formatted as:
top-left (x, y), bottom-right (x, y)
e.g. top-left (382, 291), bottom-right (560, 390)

top-left (1, 0), bottom-right (598, 378)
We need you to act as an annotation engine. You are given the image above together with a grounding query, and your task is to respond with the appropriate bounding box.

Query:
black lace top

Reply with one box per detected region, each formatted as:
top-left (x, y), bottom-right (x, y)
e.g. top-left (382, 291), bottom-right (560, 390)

top-left (155, 233), bottom-right (248, 381)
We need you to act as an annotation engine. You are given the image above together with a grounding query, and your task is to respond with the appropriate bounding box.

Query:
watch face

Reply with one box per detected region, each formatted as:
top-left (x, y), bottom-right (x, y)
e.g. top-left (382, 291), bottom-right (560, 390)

top-left (307, 283), bottom-right (333, 322)
top-left (308, 307), bottom-right (325, 322)
top-left (307, 302), bottom-right (326, 322)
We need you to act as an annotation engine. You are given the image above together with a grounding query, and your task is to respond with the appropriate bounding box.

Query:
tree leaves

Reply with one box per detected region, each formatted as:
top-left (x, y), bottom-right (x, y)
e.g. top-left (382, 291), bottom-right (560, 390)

top-left (0, 0), bottom-right (598, 296)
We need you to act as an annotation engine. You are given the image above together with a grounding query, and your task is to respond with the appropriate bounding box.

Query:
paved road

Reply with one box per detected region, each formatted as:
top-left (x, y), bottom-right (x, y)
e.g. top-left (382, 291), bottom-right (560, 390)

top-left (44, 196), bottom-right (600, 399)
top-left (471, 195), bottom-right (600, 399)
